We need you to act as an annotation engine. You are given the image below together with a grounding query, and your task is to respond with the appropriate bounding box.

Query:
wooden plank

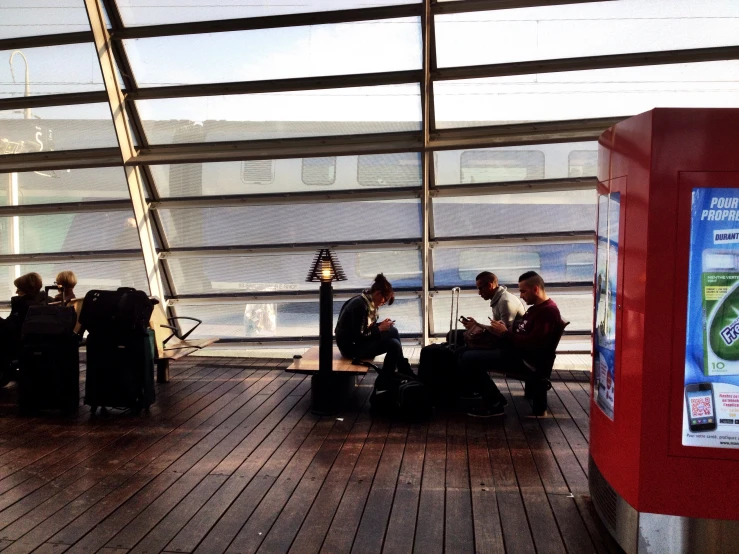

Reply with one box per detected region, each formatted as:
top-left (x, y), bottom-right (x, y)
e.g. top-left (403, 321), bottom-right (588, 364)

top-left (5, 370), bottom-right (287, 553)
top-left (350, 422), bottom-right (408, 554)
top-left (495, 492), bottom-right (537, 554)
top-left (548, 493), bottom-right (597, 554)
top-left (377, 423), bottom-right (427, 554)
top-left (286, 346), bottom-right (370, 374)
top-left (443, 415), bottom-right (474, 554)
top-left (320, 417), bottom-right (391, 553)
top-left (412, 416), bottom-right (446, 554)
top-left (166, 396), bottom-right (320, 553)
top-left (574, 495), bottom-right (623, 554)
top-left (466, 419), bottom-right (504, 554)
top-left (286, 394), bottom-right (373, 554)
top-left (258, 385), bottom-right (374, 554)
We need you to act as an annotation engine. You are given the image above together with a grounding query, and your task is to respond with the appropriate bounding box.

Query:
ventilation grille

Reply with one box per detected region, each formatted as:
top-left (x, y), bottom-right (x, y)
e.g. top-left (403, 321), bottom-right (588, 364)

top-left (589, 455), bottom-right (618, 535)
top-left (241, 160), bottom-right (274, 184)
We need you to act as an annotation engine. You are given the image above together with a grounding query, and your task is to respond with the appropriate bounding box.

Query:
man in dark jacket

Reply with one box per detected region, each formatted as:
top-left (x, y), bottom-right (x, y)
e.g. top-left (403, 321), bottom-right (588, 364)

top-left (462, 271), bottom-right (565, 417)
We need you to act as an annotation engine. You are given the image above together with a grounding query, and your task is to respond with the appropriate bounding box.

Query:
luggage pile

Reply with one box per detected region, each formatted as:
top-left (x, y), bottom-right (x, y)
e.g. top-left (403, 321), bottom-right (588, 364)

top-left (18, 286), bottom-right (80, 415)
top-left (78, 288), bottom-right (156, 415)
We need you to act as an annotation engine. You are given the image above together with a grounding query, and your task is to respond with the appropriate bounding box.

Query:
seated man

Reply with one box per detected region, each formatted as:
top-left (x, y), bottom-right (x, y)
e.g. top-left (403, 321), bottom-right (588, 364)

top-left (460, 271), bottom-right (564, 417)
top-left (459, 270), bottom-right (526, 347)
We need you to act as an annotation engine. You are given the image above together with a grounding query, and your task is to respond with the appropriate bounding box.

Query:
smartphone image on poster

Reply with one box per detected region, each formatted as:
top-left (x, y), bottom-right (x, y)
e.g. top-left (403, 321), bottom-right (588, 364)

top-left (685, 383), bottom-right (717, 432)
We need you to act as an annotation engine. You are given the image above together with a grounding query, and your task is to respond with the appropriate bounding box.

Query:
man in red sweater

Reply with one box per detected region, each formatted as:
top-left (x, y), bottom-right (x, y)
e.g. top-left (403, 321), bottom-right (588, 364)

top-left (462, 271), bottom-right (565, 417)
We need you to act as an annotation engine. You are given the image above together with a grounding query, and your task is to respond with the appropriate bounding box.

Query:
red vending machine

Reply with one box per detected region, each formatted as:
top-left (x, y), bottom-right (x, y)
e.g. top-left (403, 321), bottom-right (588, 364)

top-left (590, 108), bottom-right (739, 553)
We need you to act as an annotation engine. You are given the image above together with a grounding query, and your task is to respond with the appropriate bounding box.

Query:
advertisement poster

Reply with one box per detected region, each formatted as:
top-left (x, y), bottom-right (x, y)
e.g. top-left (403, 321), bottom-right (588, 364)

top-left (684, 187), bottom-right (739, 448)
top-left (594, 192), bottom-right (619, 420)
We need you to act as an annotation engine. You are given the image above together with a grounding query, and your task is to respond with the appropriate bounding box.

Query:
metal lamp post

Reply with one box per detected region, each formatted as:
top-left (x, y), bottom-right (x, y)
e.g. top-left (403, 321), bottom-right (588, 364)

top-left (306, 248), bottom-right (348, 414)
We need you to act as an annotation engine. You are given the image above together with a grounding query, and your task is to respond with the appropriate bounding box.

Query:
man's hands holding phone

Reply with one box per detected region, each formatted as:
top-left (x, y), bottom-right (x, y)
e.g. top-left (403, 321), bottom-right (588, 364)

top-left (459, 315), bottom-right (477, 330)
top-left (378, 318), bottom-right (395, 332)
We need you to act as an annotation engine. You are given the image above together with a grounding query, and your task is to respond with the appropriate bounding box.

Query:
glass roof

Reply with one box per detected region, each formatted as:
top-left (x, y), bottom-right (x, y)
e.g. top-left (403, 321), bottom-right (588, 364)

top-left (1, 0), bottom-right (736, 343)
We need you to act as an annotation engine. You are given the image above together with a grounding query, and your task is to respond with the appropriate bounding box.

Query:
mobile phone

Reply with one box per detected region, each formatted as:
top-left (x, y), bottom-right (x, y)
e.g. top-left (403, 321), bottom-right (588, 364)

top-left (459, 316), bottom-right (469, 323)
top-left (685, 383), bottom-right (717, 432)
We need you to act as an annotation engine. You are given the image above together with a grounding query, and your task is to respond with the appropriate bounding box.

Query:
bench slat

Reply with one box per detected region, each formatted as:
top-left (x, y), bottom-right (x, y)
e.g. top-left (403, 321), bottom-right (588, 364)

top-left (286, 346), bottom-right (373, 375)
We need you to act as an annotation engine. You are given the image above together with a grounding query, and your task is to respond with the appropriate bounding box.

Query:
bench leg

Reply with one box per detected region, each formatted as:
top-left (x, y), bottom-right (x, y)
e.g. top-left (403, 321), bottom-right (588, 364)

top-left (157, 359), bottom-right (170, 384)
top-left (311, 373), bottom-right (356, 415)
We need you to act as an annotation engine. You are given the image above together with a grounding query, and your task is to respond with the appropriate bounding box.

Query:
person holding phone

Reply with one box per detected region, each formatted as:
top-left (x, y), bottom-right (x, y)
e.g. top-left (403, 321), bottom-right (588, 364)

top-left (459, 271), bottom-right (526, 340)
top-left (334, 273), bottom-right (412, 376)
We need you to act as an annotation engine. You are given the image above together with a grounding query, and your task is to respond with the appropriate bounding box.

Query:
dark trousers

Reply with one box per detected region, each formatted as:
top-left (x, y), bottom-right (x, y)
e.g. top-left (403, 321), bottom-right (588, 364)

top-left (459, 347), bottom-right (532, 408)
top-left (339, 327), bottom-right (404, 375)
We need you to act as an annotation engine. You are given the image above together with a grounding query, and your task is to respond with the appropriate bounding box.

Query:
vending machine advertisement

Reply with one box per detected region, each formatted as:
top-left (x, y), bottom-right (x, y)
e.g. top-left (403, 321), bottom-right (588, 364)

top-left (684, 187), bottom-right (739, 448)
top-left (594, 192), bottom-right (619, 420)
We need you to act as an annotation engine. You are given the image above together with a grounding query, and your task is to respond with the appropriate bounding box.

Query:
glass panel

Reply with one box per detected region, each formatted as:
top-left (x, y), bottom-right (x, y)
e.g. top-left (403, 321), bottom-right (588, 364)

top-left (0, 44), bottom-right (104, 98)
top-left (159, 200), bottom-right (421, 247)
top-left (0, 167), bottom-right (130, 206)
top-left (136, 84), bottom-right (422, 144)
top-left (433, 190), bottom-right (596, 237)
top-left (433, 291), bottom-right (591, 334)
top-left (150, 153), bottom-right (422, 196)
top-left (168, 249), bottom-right (421, 295)
top-left (435, 141), bottom-right (597, 185)
top-left (124, 19), bottom-right (420, 86)
top-left (436, 1), bottom-right (739, 68)
top-left (0, 259), bottom-right (148, 300)
top-left (301, 157), bottom-right (336, 186)
top-left (357, 153), bottom-right (422, 187)
top-left (433, 243), bottom-right (594, 287)
top-left (568, 150), bottom-right (599, 178)
top-left (0, 1), bottom-right (90, 40)
top-left (434, 61), bottom-right (739, 129)
top-left (175, 296), bottom-right (421, 339)
top-left (0, 103), bottom-right (118, 155)
top-left (0, 211), bottom-right (139, 254)
top-left (117, 0), bottom-right (419, 25)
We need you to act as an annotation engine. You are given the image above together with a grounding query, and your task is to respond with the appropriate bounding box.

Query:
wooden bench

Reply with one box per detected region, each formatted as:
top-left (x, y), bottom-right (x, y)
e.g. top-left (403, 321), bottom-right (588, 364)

top-left (150, 302), bottom-right (218, 382)
top-left (286, 345), bottom-right (375, 375)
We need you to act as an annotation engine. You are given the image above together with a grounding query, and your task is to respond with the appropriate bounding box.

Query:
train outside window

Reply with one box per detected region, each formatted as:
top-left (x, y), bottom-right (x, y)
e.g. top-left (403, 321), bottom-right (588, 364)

top-left (460, 150), bottom-right (545, 184)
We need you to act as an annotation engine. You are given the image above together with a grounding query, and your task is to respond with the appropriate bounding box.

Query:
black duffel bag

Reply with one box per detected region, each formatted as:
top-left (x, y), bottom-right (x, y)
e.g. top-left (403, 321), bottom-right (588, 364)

top-left (22, 286), bottom-right (77, 337)
top-left (79, 288), bottom-right (154, 335)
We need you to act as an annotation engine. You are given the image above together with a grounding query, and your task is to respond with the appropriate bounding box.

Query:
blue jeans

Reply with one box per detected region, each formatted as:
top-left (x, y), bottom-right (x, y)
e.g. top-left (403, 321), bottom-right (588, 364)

top-left (340, 327), bottom-right (404, 375)
top-left (459, 348), bottom-right (528, 408)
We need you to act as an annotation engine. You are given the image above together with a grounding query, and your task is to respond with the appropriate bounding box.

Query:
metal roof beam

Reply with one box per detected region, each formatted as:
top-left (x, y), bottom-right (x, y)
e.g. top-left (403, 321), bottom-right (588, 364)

top-left (112, 4), bottom-right (421, 40)
top-left (0, 148), bottom-right (122, 173)
top-left (160, 239), bottom-right (422, 259)
top-left (149, 186), bottom-right (421, 210)
top-left (435, 45), bottom-right (739, 81)
top-left (129, 70), bottom-right (422, 100)
top-left (432, 0), bottom-right (606, 15)
top-left (0, 199), bottom-right (132, 217)
top-left (0, 250), bottom-right (142, 264)
top-left (431, 176), bottom-right (596, 197)
top-left (0, 91), bottom-right (108, 112)
top-left (432, 231), bottom-right (593, 248)
top-left (0, 32), bottom-right (93, 51)
top-left (134, 131), bottom-right (423, 165)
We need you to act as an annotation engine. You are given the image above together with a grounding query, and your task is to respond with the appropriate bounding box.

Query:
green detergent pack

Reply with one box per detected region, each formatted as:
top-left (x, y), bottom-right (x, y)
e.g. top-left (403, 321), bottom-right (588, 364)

top-left (704, 250), bottom-right (739, 376)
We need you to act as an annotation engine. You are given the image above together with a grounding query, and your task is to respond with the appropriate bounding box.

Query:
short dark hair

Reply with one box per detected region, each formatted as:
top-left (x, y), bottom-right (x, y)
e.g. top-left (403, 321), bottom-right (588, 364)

top-left (518, 271), bottom-right (545, 290)
top-left (14, 272), bottom-right (43, 295)
top-left (369, 273), bottom-right (394, 305)
top-left (475, 271), bottom-right (498, 286)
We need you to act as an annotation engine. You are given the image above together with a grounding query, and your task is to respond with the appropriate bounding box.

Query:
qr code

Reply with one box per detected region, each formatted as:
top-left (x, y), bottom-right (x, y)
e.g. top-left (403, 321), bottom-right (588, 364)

top-left (690, 397), bottom-right (712, 417)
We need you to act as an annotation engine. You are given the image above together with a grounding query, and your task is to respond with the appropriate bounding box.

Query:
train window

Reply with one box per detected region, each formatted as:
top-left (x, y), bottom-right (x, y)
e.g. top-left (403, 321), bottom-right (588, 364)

top-left (357, 153), bottom-right (422, 187)
top-left (301, 157), bottom-right (337, 186)
top-left (566, 251), bottom-right (595, 282)
top-left (241, 160), bottom-right (275, 185)
top-left (460, 150), bottom-right (544, 184)
top-left (458, 251), bottom-right (541, 282)
top-left (568, 150), bottom-right (598, 178)
top-left (356, 251), bottom-right (421, 280)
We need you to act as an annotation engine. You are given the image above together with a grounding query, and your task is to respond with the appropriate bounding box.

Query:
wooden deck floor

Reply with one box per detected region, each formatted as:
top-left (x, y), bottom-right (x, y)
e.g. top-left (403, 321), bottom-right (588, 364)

top-left (0, 358), bottom-right (621, 554)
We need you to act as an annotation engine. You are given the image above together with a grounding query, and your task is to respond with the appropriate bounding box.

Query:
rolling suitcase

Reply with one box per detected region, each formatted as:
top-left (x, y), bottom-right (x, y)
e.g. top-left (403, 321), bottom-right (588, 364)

top-left (84, 328), bottom-right (156, 414)
top-left (18, 287), bottom-right (80, 414)
top-left (418, 286), bottom-right (462, 407)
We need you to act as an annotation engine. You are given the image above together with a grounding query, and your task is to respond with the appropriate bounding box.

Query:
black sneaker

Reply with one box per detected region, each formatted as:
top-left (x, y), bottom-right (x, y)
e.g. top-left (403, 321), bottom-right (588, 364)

top-left (467, 402), bottom-right (505, 418)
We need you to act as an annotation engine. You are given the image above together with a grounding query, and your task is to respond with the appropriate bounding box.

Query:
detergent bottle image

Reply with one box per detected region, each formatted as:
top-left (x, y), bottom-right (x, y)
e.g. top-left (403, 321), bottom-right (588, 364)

top-left (703, 250), bottom-right (739, 375)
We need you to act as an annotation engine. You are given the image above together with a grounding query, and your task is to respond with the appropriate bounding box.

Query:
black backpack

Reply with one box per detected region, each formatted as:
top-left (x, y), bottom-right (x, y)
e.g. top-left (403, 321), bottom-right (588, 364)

top-left (370, 372), bottom-right (433, 422)
top-left (79, 288), bottom-right (153, 335)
